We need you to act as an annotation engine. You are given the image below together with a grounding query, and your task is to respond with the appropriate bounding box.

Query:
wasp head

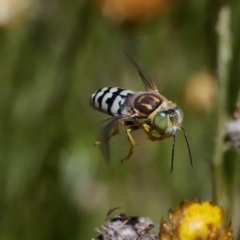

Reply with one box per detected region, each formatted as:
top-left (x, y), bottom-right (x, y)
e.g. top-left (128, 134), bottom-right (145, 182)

top-left (152, 106), bottom-right (183, 135)
top-left (152, 105), bottom-right (193, 172)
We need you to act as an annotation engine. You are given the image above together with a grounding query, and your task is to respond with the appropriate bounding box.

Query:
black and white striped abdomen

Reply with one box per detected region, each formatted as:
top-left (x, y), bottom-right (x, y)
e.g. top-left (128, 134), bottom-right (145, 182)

top-left (90, 87), bottom-right (134, 116)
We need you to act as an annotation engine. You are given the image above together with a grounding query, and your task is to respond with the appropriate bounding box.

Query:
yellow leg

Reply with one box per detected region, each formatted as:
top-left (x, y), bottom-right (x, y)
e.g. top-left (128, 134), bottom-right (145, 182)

top-left (94, 125), bottom-right (120, 146)
top-left (143, 123), bottom-right (160, 141)
top-left (108, 125), bottom-right (120, 140)
top-left (121, 126), bottom-right (139, 163)
top-left (143, 123), bottom-right (170, 141)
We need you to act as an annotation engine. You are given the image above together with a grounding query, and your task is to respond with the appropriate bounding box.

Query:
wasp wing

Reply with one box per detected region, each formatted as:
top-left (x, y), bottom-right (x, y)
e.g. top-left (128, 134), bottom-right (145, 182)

top-left (123, 49), bottom-right (158, 94)
top-left (99, 115), bottom-right (135, 163)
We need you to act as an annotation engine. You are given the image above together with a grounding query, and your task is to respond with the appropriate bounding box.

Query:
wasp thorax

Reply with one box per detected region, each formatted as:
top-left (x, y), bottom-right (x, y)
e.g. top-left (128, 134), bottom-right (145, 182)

top-left (153, 106), bottom-right (184, 134)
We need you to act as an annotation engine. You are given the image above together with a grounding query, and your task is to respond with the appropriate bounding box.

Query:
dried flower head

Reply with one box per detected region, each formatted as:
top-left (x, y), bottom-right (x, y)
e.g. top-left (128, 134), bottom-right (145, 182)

top-left (233, 92), bottom-right (240, 120)
top-left (225, 91), bottom-right (240, 147)
top-left (159, 200), bottom-right (233, 240)
top-left (95, 208), bottom-right (157, 240)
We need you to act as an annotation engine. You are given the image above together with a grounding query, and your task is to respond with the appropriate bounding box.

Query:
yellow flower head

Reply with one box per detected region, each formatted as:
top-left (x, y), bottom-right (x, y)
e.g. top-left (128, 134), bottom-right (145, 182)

top-left (159, 200), bottom-right (233, 240)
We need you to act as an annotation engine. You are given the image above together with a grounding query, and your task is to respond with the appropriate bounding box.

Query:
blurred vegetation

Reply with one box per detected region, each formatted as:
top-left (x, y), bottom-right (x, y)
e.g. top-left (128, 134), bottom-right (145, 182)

top-left (0, 0), bottom-right (240, 239)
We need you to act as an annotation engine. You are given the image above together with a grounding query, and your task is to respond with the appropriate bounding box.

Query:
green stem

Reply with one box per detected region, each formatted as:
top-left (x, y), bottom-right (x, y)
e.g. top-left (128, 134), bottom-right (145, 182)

top-left (212, 6), bottom-right (232, 209)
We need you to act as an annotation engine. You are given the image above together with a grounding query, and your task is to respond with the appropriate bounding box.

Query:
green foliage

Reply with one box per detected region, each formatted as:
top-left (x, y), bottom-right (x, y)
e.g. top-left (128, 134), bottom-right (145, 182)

top-left (0, 0), bottom-right (239, 239)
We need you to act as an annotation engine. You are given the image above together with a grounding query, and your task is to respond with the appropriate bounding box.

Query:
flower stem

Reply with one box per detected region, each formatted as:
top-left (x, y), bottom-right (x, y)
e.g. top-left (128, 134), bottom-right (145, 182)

top-left (212, 6), bottom-right (232, 209)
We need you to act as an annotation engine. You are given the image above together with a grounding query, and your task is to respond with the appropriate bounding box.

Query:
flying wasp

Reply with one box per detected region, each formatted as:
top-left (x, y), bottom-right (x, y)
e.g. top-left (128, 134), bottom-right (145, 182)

top-left (90, 50), bottom-right (193, 172)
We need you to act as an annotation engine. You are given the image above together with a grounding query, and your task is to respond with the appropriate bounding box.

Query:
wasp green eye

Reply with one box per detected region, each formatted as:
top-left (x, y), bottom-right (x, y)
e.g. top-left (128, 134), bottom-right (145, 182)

top-left (153, 111), bottom-right (169, 134)
top-left (175, 106), bottom-right (184, 122)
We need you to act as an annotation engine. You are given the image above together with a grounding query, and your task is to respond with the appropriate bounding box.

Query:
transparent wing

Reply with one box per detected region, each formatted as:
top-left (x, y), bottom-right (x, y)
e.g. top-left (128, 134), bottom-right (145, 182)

top-left (123, 49), bottom-right (158, 93)
top-left (98, 115), bottom-right (135, 163)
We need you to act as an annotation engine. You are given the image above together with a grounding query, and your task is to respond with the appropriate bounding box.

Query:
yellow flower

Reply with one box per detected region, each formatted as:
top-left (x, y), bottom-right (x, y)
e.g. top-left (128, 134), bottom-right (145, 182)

top-left (159, 200), bottom-right (233, 240)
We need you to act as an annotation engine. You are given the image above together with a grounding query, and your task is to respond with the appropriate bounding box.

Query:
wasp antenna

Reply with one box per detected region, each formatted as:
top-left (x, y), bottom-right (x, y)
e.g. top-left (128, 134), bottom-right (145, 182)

top-left (179, 126), bottom-right (193, 168)
top-left (170, 134), bottom-right (176, 173)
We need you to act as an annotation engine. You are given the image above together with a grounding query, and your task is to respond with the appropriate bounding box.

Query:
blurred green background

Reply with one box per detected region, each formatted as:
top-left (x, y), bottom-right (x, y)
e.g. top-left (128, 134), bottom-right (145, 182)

top-left (0, 0), bottom-right (240, 239)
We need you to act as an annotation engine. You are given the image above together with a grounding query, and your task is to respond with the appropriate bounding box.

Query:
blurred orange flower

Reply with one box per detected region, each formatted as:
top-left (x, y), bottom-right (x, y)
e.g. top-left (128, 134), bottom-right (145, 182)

top-left (97, 0), bottom-right (175, 24)
top-left (159, 200), bottom-right (233, 240)
top-left (184, 72), bottom-right (217, 112)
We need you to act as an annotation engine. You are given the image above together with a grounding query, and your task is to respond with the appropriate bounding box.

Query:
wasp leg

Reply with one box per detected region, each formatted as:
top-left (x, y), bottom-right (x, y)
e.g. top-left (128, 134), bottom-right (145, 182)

top-left (108, 125), bottom-right (120, 140)
top-left (142, 123), bottom-right (160, 141)
top-left (143, 123), bottom-right (170, 141)
top-left (121, 126), bottom-right (139, 163)
top-left (94, 125), bottom-right (120, 146)
top-left (108, 120), bottom-right (135, 141)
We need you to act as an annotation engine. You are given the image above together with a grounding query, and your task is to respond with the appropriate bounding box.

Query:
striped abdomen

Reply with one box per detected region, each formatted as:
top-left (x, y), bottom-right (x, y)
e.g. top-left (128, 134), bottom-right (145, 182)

top-left (90, 87), bottom-right (134, 116)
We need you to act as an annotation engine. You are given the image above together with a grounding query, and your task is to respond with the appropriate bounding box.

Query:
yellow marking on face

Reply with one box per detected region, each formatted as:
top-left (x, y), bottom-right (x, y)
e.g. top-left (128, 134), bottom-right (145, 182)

top-left (167, 100), bottom-right (174, 106)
